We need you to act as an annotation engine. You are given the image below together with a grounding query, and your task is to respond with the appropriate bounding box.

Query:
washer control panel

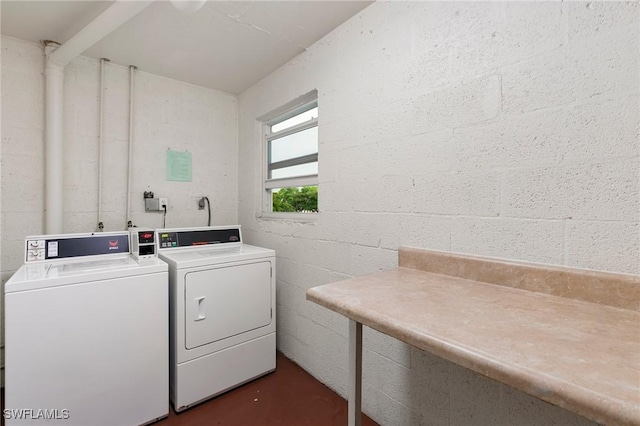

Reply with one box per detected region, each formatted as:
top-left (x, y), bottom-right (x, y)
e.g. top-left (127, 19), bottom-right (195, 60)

top-left (24, 232), bottom-right (130, 263)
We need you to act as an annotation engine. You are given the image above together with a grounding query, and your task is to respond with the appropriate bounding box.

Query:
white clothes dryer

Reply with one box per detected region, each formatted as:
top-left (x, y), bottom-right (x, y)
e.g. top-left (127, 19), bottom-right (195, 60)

top-left (156, 226), bottom-right (276, 412)
top-left (4, 231), bottom-right (168, 426)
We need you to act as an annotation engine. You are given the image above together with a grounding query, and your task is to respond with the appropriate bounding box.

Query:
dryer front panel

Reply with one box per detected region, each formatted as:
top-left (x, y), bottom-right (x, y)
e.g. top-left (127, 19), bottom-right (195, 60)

top-left (185, 261), bottom-right (272, 349)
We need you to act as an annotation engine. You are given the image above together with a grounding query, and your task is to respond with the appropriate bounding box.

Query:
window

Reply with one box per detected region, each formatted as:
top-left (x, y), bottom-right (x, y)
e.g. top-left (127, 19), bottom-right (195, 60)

top-left (262, 92), bottom-right (318, 214)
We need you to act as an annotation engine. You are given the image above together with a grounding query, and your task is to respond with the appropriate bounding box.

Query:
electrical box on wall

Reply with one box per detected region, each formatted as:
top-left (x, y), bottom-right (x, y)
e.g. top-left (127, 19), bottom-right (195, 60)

top-left (145, 198), bottom-right (160, 211)
top-left (144, 191), bottom-right (168, 211)
top-left (144, 198), bottom-right (162, 212)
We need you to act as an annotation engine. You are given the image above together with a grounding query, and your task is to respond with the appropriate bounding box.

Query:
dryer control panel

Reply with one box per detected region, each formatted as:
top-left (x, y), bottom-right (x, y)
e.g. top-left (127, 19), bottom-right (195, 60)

top-left (157, 227), bottom-right (241, 250)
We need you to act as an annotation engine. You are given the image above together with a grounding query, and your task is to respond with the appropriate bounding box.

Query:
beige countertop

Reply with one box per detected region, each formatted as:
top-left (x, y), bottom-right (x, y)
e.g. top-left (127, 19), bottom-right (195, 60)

top-left (306, 248), bottom-right (640, 426)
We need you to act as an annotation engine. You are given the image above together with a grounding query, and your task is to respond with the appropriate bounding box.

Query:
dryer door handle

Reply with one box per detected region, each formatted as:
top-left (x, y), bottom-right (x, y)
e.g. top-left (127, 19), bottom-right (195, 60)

top-left (195, 296), bottom-right (206, 321)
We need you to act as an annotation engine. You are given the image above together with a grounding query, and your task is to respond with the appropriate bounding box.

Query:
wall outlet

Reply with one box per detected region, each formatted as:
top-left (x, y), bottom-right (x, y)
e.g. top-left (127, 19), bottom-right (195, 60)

top-left (159, 198), bottom-right (168, 209)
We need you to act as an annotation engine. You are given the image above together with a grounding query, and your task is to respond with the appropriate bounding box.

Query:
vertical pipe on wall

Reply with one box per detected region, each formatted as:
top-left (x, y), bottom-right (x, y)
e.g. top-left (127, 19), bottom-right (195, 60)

top-left (125, 65), bottom-right (137, 229)
top-left (97, 58), bottom-right (110, 232)
top-left (44, 42), bottom-right (64, 234)
top-left (43, 0), bottom-right (154, 234)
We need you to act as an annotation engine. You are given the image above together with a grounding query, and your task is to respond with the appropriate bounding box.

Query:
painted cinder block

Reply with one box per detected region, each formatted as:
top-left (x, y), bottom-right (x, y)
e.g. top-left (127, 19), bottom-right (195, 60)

top-left (565, 220), bottom-right (640, 275)
top-left (275, 304), bottom-right (298, 340)
top-left (1, 238), bottom-right (31, 275)
top-left (502, 25), bottom-right (638, 114)
top-left (275, 279), bottom-right (307, 316)
top-left (407, 214), bottom-right (454, 250)
top-left (373, 392), bottom-right (422, 426)
top-left (1, 70), bottom-right (43, 129)
top-left (448, 364), bottom-right (503, 426)
top-left (304, 303), bottom-right (349, 338)
top-left (1, 37), bottom-right (45, 71)
top-left (565, 1), bottom-right (639, 42)
top-left (295, 322), bottom-right (348, 396)
top-left (411, 2), bottom-right (564, 92)
top-left (499, 384), bottom-right (595, 426)
top-left (333, 130), bottom-right (456, 184)
top-left (364, 328), bottom-right (411, 369)
top-left (1, 0), bottom-right (633, 424)
top-left (409, 348), bottom-right (451, 426)
top-left (377, 357), bottom-right (413, 408)
top-left (1, 152), bottom-right (44, 187)
top-left (277, 259), bottom-right (333, 291)
top-left (451, 217), bottom-right (564, 265)
top-left (1, 181), bottom-right (43, 214)
top-left (413, 171), bottom-right (500, 217)
top-left (1, 34), bottom-right (239, 300)
top-left (501, 160), bottom-right (639, 222)
top-left (1, 212), bottom-right (44, 243)
top-left (344, 245), bottom-right (397, 277)
top-left (412, 75), bottom-right (502, 135)
top-left (361, 381), bottom-right (383, 424)
top-left (275, 331), bottom-right (308, 370)
top-left (288, 311), bottom-right (317, 348)
top-left (236, 2), bottom-right (635, 423)
top-left (338, 175), bottom-right (416, 213)
top-left (335, 213), bottom-right (399, 248)
top-left (454, 95), bottom-right (640, 171)
top-left (62, 212), bottom-right (98, 234)
top-left (279, 238), bottom-right (350, 274)
top-left (362, 348), bottom-right (382, 389)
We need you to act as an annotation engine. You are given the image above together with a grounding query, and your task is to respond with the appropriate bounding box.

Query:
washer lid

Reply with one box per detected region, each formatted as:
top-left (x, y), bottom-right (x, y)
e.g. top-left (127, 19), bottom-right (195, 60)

top-left (4, 255), bottom-right (168, 293)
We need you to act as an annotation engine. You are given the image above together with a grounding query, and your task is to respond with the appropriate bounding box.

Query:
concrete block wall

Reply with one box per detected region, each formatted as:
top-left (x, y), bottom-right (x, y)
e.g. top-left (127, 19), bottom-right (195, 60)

top-left (0, 36), bottom-right (238, 383)
top-left (238, 2), bottom-right (638, 425)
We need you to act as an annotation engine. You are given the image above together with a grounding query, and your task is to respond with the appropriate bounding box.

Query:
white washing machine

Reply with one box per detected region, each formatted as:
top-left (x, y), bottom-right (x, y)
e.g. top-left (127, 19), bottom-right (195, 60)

top-left (156, 226), bottom-right (276, 412)
top-left (4, 231), bottom-right (168, 426)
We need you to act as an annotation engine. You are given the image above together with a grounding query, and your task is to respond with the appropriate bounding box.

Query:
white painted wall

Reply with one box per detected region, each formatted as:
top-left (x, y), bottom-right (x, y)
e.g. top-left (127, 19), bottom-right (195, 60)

top-left (238, 2), bottom-right (638, 425)
top-left (1, 35), bottom-right (238, 383)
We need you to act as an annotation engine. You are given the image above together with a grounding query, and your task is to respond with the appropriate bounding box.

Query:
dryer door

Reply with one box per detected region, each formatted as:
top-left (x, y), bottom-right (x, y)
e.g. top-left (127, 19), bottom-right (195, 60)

top-left (184, 261), bottom-right (272, 350)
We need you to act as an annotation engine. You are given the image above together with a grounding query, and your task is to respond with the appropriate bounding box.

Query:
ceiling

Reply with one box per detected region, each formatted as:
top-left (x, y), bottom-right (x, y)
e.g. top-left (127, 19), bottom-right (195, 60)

top-left (0, 0), bottom-right (372, 94)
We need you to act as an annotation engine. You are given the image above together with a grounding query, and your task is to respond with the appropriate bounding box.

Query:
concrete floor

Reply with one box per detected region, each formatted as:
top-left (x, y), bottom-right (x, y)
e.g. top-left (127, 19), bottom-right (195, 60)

top-left (157, 351), bottom-right (378, 425)
top-left (0, 352), bottom-right (377, 426)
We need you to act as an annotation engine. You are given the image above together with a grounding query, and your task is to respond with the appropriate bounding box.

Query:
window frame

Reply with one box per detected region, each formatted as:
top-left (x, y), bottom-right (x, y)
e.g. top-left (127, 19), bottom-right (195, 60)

top-left (264, 113), bottom-right (318, 190)
top-left (259, 91), bottom-right (319, 216)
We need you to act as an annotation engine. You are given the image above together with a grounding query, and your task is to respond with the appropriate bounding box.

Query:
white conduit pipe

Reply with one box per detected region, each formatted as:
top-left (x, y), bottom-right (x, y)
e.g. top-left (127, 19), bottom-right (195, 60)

top-left (97, 58), bottom-right (109, 232)
top-left (44, 43), bottom-right (65, 234)
top-left (44, 0), bottom-right (154, 234)
top-left (125, 65), bottom-right (137, 229)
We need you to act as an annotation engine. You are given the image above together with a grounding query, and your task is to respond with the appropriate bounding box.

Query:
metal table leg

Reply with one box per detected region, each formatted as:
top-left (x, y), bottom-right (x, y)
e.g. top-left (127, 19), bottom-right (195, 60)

top-left (348, 319), bottom-right (362, 426)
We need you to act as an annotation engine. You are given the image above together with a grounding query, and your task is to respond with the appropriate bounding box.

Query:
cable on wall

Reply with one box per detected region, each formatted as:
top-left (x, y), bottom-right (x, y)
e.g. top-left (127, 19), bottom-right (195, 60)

top-left (199, 196), bottom-right (211, 226)
top-left (162, 205), bottom-right (167, 228)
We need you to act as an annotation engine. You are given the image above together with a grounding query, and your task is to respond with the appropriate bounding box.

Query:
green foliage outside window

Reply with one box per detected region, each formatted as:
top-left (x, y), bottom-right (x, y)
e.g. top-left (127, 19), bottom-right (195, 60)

top-left (272, 186), bottom-right (318, 212)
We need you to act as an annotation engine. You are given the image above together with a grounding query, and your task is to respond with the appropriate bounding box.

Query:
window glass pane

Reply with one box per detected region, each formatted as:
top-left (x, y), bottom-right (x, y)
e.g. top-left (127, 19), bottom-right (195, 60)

top-left (270, 162), bottom-right (318, 180)
top-left (271, 107), bottom-right (318, 133)
top-left (271, 186), bottom-right (318, 212)
top-left (269, 126), bottom-right (318, 163)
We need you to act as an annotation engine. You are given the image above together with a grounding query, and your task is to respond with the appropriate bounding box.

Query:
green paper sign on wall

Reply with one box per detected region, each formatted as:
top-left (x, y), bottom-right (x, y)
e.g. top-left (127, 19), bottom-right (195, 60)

top-left (167, 149), bottom-right (192, 182)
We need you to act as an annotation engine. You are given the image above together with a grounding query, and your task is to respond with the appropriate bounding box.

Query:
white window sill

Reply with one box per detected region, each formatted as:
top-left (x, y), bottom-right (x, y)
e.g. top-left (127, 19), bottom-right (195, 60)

top-left (258, 212), bottom-right (319, 223)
